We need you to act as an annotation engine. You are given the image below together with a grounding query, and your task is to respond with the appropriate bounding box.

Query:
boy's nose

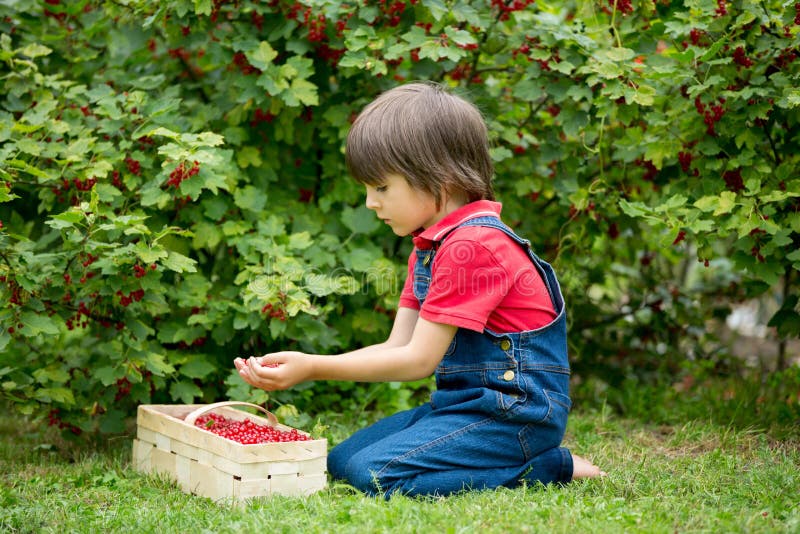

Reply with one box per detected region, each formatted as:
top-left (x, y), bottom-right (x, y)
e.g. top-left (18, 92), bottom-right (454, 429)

top-left (365, 191), bottom-right (379, 211)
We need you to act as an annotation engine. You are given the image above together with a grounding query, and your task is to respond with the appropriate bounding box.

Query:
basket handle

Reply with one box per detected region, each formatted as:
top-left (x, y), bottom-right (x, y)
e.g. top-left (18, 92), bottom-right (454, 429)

top-left (184, 401), bottom-right (279, 427)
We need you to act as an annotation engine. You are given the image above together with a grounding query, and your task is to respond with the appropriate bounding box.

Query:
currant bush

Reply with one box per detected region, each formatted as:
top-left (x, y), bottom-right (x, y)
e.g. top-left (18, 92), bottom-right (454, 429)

top-left (0, 0), bottom-right (797, 436)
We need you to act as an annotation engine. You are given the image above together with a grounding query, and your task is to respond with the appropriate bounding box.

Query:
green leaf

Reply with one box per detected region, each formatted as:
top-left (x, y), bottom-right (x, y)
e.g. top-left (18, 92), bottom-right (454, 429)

top-left (341, 247), bottom-right (376, 272)
top-left (284, 78), bottom-right (319, 107)
top-left (694, 196), bottom-right (718, 212)
top-left (6, 159), bottom-right (50, 179)
top-left (699, 38), bottom-right (726, 61)
top-left (128, 319), bottom-right (155, 340)
top-left (605, 47), bottom-right (635, 61)
top-left (194, 0), bottom-right (212, 15)
top-left (145, 353), bottom-right (175, 376)
top-left (713, 191), bottom-right (736, 216)
top-left (619, 199), bottom-right (654, 219)
top-left (425, 0), bottom-right (449, 20)
top-left (246, 41), bottom-right (278, 70)
top-left (341, 205), bottom-right (380, 235)
top-left (15, 137), bottom-right (42, 156)
top-left (135, 241), bottom-right (168, 264)
top-left (180, 358), bottom-right (216, 379)
top-left (19, 312), bottom-right (59, 335)
top-left (748, 259), bottom-right (783, 286)
top-left (32, 367), bottom-right (70, 384)
top-left (34, 387), bottom-right (75, 404)
top-left (513, 79), bottom-right (544, 102)
top-left (338, 50), bottom-right (369, 69)
top-left (234, 185), bottom-right (267, 213)
top-left (779, 88), bottom-right (800, 109)
top-left (162, 251), bottom-right (197, 273)
top-left (631, 84), bottom-right (656, 106)
top-left (170, 380), bottom-right (203, 404)
top-left (237, 146), bottom-right (262, 168)
top-left (288, 232), bottom-right (313, 250)
top-left (95, 366), bottom-right (122, 386)
top-left (304, 273), bottom-right (359, 296)
top-left (20, 43), bottom-right (51, 58)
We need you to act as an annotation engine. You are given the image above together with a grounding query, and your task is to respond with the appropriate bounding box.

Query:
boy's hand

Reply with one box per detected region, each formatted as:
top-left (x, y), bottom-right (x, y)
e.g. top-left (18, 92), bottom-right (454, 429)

top-left (233, 351), bottom-right (312, 391)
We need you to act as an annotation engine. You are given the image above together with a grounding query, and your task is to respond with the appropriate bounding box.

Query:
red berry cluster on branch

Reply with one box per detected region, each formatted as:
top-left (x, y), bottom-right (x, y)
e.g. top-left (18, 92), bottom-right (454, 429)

top-left (250, 108), bottom-right (275, 127)
top-left (47, 409), bottom-right (82, 435)
top-left (694, 96), bottom-right (726, 135)
top-left (111, 170), bottom-right (125, 190)
top-left (207, 0), bottom-right (228, 23)
top-left (125, 157), bottom-right (141, 176)
top-left (381, 1), bottom-right (407, 27)
top-left (715, 0), bottom-right (727, 17)
top-left (231, 52), bottom-right (261, 76)
top-left (51, 176), bottom-right (98, 204)
top-left (605, 0), bottom-right (633, 16)
top-left (491, 0), bottom-right (536, 20)
top-left (448, 63), bottom-right (473, 81)
top-left (749, 228), bottom-right (767, 263)
top-left (635, 158), bottom-right (658, 182)
top-left (512, 37), bottom-right (561, 71)
top-left (65, 300), bottom-right (94, 331)
top-left (167, 47), bottom-right (191, 62)
top-left (306, 12), bottom-right (327, 42)
top-left (732, 46), bottom-right (752, 67)
top-left (192, 413), bottom-right (311, 444)
top-left (117, 288), bottom-right (145, 307)
top-left (115, 377), bottom-right (132, 401)
top-left (774, 47), bottom-right (799, 70)
top-left (284, 2), bottom-right (348, 65)
top-left (167, 160), bottom-right (200, 188)
top-left (261, 302), bottom-right (287, 321)
top-left (82, 253), bottom-right (97, 268)
top-left (3, 276), bottom-right (22, 306)
top-left (133, 263), bottom-right (156, 278)
top-left (723, 168), bottom-right (744, 193)
top-left (677, 151), bottom-right (693, 174)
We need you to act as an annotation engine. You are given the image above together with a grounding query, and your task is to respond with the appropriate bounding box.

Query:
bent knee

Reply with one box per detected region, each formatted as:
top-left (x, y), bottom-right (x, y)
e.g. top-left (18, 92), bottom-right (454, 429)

top-left (331, 452), bottom-right (387, 495)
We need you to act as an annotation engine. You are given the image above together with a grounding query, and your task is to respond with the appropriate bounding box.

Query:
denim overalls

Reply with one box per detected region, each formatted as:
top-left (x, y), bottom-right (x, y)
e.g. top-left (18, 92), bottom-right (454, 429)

top-left (327, 216), bottom-right (573, 497)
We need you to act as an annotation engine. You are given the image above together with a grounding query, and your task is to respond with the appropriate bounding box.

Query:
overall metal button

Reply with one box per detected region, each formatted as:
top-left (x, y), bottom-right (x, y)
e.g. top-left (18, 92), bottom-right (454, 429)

top-left (500, 339), bottom-right (511, 351)
top-left (423, 255), bottom-right (431, 266)
top-left (503, 370), bottom-right (515, 381)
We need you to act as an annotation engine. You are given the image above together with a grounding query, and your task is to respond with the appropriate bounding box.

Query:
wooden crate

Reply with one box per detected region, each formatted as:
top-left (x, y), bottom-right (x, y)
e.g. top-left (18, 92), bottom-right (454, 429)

top-left (131, 402), bottom-right (327, 501)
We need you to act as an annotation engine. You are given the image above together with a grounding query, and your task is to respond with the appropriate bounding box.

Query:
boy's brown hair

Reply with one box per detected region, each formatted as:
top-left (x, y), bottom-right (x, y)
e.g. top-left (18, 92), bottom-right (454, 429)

top-left (345, 82), bottom-right (494, 207)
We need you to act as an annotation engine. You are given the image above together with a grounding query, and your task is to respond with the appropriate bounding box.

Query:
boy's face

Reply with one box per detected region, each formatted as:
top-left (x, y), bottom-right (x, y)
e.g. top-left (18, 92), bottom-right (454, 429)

top-left (364, 174), bottom-right (442, 236)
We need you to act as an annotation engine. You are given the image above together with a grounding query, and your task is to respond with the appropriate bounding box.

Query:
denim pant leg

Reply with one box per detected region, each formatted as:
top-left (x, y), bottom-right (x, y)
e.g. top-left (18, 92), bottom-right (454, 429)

top-left (335, 407), bottom-right (571, 497)
top-left (327, 403), bottom-right (433, 483)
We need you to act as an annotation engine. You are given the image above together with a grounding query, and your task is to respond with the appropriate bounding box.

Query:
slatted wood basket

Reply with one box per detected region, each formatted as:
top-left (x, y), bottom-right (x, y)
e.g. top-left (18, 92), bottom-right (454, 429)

top-left (131, 401), bottom-right (327, 501)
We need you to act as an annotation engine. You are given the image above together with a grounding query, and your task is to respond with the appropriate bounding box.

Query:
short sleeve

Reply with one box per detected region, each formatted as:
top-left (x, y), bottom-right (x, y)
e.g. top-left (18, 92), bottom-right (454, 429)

top-left (397, 249), bottom-right (420, 310)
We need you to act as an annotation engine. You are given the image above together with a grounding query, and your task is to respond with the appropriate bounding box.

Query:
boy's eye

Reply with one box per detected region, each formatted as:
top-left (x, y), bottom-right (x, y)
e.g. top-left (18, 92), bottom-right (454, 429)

top-left (375, 185), bottom-right (388, 193)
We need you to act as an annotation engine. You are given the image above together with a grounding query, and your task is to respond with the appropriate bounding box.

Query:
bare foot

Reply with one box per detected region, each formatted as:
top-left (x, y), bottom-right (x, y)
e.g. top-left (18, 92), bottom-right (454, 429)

top-left (572, 454), bottom-right (606, 479)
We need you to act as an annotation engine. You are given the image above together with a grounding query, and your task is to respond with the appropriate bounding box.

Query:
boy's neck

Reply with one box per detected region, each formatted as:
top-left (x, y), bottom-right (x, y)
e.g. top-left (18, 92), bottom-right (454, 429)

top-left (425, 193), bottom-right (470, 229)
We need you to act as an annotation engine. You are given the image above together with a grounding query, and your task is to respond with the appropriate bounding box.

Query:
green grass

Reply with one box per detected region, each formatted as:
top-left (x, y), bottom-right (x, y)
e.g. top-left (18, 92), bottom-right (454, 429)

top-left (1, 400), bottom-right (798, 534)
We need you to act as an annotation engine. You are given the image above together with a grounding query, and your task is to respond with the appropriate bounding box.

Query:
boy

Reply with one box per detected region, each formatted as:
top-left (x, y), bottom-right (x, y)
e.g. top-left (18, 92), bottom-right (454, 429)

top-left (234, 82), bottom-right (603, 497)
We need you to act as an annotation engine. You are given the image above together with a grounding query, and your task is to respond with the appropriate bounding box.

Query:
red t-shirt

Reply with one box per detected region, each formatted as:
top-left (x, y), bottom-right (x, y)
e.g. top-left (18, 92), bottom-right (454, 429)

top-left (398, 201), bottom-right (557, 333)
